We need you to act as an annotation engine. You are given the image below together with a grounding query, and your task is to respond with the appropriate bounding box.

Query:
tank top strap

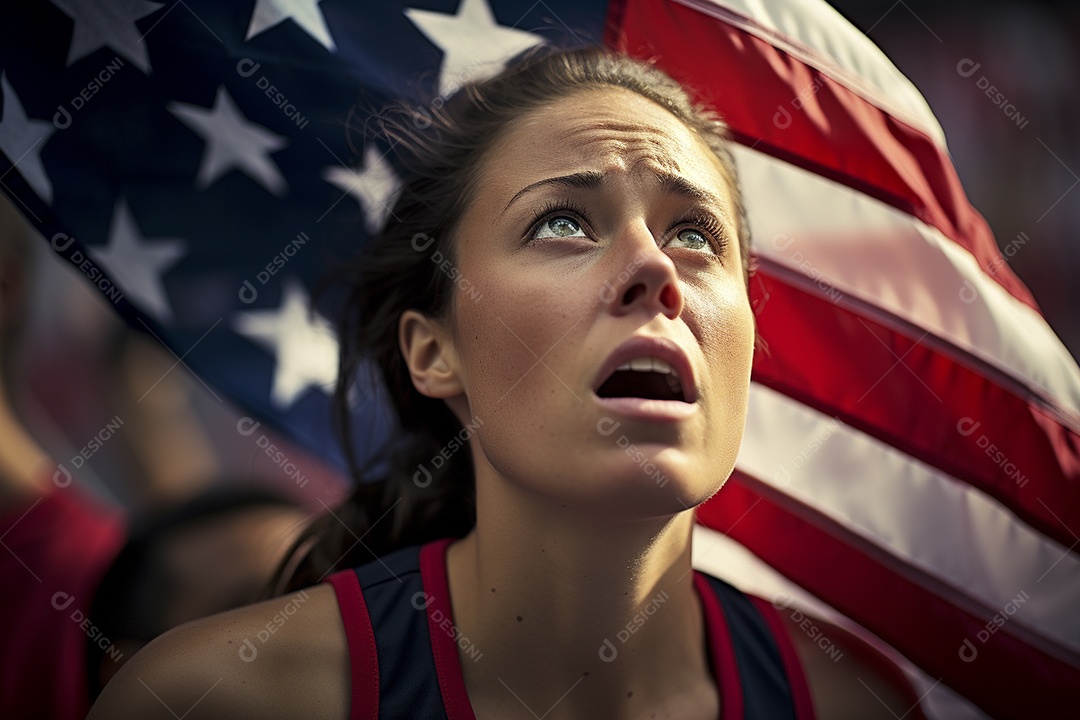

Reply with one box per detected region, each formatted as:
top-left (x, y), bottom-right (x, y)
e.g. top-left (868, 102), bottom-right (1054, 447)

top-left (694, 572), bottom-right (816, 720)
top-left (327, 541), bottom-right (453, 720)
top-left (325, 569), bottom-right (380, 719)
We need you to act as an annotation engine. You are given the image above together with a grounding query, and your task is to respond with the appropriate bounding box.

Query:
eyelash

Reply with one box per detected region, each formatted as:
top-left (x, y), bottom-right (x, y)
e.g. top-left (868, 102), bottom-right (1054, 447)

top-left (525, 200), bottom-right (591, 241)
top-left (676, 212), bottom-right (729, 255)
top-left (525, 200), bottom-right (728, 255)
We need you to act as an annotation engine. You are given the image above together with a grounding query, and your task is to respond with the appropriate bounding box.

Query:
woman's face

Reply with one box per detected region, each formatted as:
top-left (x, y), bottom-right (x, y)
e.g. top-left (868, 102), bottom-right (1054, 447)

top-left (441, 86), bottom-right (754, 516)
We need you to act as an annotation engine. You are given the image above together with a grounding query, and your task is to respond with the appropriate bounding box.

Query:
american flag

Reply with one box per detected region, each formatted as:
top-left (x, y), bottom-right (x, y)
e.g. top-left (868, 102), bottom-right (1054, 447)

top-left (1, 1), bottom-right (1076, 717)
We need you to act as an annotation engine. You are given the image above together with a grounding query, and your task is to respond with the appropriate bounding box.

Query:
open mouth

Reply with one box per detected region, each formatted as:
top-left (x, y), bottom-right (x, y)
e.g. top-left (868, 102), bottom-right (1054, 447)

top-left (595, 358), bottom-right (688, 403)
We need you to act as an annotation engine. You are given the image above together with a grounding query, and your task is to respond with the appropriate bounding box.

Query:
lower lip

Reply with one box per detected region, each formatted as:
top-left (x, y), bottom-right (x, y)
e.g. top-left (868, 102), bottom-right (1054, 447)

top-left (593, 395), bottom-right (698, 421)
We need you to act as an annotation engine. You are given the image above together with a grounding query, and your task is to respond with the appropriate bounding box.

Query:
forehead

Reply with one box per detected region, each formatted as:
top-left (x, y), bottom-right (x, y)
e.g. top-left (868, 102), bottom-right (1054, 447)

top-left (479, 87), bottom-right (730, 203)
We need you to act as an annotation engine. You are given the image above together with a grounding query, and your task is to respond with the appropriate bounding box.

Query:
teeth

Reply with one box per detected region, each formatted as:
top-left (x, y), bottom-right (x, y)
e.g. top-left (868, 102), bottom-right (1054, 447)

top-left (610, 357), bottom-right (686, 400)
top-left (614, 358), bottom-right (680, 380)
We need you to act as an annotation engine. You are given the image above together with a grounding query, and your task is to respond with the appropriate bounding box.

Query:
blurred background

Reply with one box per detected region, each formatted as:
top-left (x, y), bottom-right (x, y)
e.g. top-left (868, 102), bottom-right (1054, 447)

top-left (832, 0), bottom-right (1080, 360)
top-left (2, 197), bottom-right (349, 511)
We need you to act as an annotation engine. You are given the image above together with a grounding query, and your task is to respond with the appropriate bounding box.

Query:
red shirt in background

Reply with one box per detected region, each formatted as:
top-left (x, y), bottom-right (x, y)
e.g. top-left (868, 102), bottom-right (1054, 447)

top-left (0, 476), bottom-right (125, 720)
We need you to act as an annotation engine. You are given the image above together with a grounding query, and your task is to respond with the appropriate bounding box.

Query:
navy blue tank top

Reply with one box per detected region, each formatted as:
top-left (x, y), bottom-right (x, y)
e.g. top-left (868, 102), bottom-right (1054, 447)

top-left (326, 537), bottom-right (815, 719)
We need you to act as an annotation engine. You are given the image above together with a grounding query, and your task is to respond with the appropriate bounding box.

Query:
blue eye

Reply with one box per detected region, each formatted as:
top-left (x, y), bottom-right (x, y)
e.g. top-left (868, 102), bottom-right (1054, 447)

top-left (670, 227), bottom-right (709, 250)
top-left (534, 215), bottom-right (586, 239)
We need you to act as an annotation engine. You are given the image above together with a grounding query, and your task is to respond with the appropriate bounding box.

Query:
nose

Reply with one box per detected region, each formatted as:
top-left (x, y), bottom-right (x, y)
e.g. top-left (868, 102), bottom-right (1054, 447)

top-left (601, 219), bottom-right (684, 320)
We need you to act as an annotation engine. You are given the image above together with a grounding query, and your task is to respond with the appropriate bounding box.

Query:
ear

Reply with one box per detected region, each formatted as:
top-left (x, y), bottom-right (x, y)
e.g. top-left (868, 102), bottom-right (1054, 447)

top-left (398, 309), bottom-right (463, 399)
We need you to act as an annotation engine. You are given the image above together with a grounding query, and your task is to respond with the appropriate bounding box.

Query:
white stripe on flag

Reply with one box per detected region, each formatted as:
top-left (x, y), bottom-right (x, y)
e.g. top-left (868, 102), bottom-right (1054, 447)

top-left (737, 144), bottom-right (1080, 420)
top-left (737, 382), bottom-right (1080, 656)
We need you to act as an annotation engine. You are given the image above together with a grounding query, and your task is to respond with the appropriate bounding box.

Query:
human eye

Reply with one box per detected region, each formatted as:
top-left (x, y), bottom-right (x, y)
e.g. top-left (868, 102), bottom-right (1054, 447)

top-left (534, 215), bottom-right (587, 239)
top-left (669, 227), bottom-right (709, 250)
top-left (665, 213), bottom-right (728, 255)
top-left (526, 200), bottom-right (591, 242)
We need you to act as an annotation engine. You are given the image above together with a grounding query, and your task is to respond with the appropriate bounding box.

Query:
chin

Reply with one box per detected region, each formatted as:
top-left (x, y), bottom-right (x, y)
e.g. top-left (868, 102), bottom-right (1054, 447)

top-left (572, 450), bottom-right (724, 518)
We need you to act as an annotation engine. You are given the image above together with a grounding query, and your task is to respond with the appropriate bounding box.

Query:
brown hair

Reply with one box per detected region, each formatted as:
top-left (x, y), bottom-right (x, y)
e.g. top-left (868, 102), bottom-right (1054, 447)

top-left (280, 45), bottom-right (750, 592)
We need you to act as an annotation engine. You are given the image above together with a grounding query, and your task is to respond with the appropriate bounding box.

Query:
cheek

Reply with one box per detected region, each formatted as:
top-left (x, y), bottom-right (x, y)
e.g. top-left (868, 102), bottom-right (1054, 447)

top-left (689, 283), bottom-right (755, 423)
top-left (451, 263), bottom-right (579, 421)
top-left (450, 266), bottom-right (591, 480)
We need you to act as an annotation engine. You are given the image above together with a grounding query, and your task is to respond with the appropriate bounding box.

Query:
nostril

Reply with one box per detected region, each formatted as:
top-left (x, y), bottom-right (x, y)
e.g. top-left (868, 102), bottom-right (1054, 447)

top-left (659, 284), bottom-right (679, 312)
top-left (622, 284), bottom-right (646, 305)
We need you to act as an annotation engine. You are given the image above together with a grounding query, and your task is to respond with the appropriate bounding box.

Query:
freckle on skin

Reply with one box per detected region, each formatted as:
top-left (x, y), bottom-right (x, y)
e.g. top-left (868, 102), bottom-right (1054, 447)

top-left (628, 691), bottom-right (633, 698)
top-left (516, 615), bottom-right (523, 622)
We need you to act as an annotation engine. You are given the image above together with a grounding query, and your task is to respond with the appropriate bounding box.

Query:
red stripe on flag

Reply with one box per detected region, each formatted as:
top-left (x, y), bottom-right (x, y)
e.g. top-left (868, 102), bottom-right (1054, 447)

top-left (697, 474), bottom-right (1080, 720)
top-left (606, 0), bottom-right (1039, 311)
top-left (750, 268), bottom-right (1080, 555)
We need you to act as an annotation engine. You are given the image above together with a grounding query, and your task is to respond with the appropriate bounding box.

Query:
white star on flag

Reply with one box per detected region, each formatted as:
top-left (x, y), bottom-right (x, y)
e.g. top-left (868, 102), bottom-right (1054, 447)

top-left (246, 0), bottom-right (335, 51)
top-left (50, 0), bottom-right (163, 74)
top-left (0, 73), bottom-right (56, 203)
top-left (405, 0), bottom-right (545, 95)
top-left (169, 86), bottom-right (289, 196)
top-left (89, 198), bottom-right (186, 322)
top-left (233, 278), bottom-right (338, 409)
top-left (323, 145), bottom-right (401, 233)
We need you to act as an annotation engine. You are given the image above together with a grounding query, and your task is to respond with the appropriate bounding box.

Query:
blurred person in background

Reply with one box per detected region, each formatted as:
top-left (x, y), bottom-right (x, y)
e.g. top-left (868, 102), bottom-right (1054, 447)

top-left (0, 196), bottom-right (312, 719)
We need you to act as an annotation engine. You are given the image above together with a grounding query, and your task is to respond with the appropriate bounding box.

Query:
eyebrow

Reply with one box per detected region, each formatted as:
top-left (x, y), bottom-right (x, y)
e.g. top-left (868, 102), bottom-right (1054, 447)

top-left (502, 171), bottom-right (604, 214)
top-left (654, 172), bottom-right (726, 210)
top-left (501, 170), bottom-right (726, 215)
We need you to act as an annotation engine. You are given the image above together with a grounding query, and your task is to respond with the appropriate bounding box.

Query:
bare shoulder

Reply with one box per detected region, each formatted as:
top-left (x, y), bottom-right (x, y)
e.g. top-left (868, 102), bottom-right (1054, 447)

top-left (775, 605), bottom-right (927, 720)
top-left (90, 584), bottom-right (350, 720)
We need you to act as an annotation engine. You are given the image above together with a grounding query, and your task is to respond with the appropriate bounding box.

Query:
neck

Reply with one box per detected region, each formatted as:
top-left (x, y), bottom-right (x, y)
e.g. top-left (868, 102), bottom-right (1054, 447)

top-left (446, 475), bottom-right (717, 720)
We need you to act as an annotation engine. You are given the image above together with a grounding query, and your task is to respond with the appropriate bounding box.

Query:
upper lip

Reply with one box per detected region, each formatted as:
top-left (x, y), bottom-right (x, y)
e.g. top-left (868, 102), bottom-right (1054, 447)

top-left (592, 335), bottom-right (698, 403)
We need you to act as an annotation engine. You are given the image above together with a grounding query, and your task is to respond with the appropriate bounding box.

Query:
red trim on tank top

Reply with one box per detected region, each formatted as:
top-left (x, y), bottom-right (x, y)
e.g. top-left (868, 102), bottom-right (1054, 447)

top-left (422, 539), bottom-right (745, 720)
top-left (749, 596), bottom-right (817, 720)
top-left (421, 537), bottom-right (478, 720)
top-left (693, 571), bottom-right (745, 720)
top-left (326, 570), bottom-right (380, 720)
